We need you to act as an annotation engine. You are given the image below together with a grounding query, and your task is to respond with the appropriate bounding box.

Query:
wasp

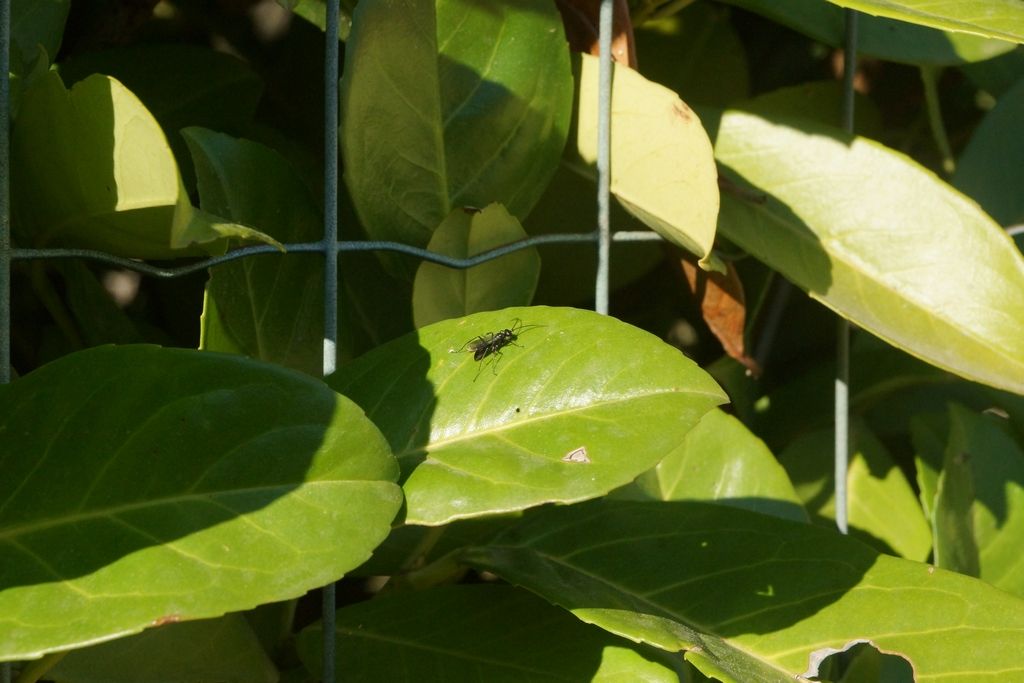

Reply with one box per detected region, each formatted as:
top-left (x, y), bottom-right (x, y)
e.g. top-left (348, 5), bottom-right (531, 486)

top-left (455, 319), bottom-right (543, 378)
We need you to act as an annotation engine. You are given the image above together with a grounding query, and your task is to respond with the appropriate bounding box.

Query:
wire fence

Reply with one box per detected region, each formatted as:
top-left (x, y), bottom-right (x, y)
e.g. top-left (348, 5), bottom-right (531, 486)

top-left (0, 1), bottom-right (858, 680)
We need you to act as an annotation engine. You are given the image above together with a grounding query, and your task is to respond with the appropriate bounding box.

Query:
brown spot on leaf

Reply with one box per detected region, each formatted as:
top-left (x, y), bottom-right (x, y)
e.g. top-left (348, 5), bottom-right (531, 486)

top-left (152, 614), bottom-right (181, 627)
top-left (673, 102), bottom-right (693, 123)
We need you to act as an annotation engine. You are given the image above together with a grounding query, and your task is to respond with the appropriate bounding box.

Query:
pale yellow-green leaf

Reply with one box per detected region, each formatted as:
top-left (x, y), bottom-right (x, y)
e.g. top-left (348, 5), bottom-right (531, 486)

top-left (11, 71), bottom-right (276, 258)
top-left (827, 0), bottom-right (1024, 44)
top-left (571, 54), bottom-right (719, 268)
top-left (712, 109), bottom-right (1024, 395)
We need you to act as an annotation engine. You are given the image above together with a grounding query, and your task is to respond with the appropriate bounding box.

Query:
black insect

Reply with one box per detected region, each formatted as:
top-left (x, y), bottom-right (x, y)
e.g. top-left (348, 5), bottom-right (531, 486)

top-left (456, 319), bottom-right (542, 378)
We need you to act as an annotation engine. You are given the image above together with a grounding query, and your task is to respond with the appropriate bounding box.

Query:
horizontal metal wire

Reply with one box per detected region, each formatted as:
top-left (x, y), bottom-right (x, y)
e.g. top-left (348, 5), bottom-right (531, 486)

top-left (9, 230), bottom-right (666, 278)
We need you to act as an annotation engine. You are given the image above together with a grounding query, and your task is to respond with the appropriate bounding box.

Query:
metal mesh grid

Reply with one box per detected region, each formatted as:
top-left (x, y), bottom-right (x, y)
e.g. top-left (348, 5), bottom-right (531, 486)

top-left (0, 1), bottom-right (859, 679)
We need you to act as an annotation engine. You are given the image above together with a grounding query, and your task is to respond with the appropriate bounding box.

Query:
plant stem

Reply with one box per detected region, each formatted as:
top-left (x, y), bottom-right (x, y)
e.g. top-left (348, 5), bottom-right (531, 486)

top-left (920, 65), bottom-right (956, 175)
top-left (14, 652), bottom-right (66, 683)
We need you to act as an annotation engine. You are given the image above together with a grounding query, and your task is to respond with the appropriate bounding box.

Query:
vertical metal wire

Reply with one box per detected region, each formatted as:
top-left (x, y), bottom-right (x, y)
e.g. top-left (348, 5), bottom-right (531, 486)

top-left (323, 0), bottom-right (340, 379)
top-left (321, 2), bottom-right (341, 681)
top-left (1, 0), bottom-right (11, 679)
top-left (594, 0), bottom-right (613, 314)
top-left (0, 0), bottom-right (10, 387)
top-left (834, 9), bottom-right (859, 535)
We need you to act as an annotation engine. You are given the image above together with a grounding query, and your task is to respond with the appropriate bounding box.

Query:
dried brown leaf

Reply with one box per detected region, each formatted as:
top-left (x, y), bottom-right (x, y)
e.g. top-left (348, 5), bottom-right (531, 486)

top-left (681, 256), bottom-right (761, 377)
top-left (555, 0), bottom-right (637, 67)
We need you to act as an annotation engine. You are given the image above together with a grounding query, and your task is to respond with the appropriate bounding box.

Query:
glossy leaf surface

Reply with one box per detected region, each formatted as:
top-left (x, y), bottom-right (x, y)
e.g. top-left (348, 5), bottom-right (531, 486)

top-left (710, 108), bottom-right (1024, 395)
top-left (827, 0), bottom-right (1024, 43)
top-left (47, 614), bottom-right (277, 683)
top-left (341, 0), bottom-right (572, 252)
top-left (570, 53), bottom-right (719, 266)
top-left (720, 0), bottom-right (1016, 64)
top-left (412, 203), bottom-right (540, 328)
top-left (11, 71), bottom-right (275, 258)
top-left (778, 426), bottom-right (931, 560)
top-left (297, 585), bottom-right (679, 682)
top-left (12, 0), bottom-right (69, 63)
top-left (59, 44), bottom-right (263, 188)
top-left (943, 404), bottom-right (1024, 596)
top-left (623, 409), bottom-right (806, 523)
top-left (329, 307), bottom-right (726, 525)
top-left (463, 500), bottom-right (1024, 682)
top-left (954, 77), bottom-right (1024, 226)
top-left (186, 128), bottom-right (325, 375)
top-left (0, 346), bottom-right (401, 660)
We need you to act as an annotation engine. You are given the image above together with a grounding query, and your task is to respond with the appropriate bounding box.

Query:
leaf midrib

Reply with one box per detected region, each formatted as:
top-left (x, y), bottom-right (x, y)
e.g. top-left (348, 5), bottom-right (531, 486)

top-left (0, 480), bottom-right (351, 541)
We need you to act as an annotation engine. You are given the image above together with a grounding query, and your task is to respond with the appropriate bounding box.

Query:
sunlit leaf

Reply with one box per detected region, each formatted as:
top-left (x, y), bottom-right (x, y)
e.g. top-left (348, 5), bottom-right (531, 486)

top-left (0, 346), bottom-right (401, 660)
top-left (708, 108), bottom-right (1024, 396)
top-left (720, 0), bottom-right (1016, 64)
top-left (621, 409), bottom-right (807, 523)
top-left (827, 0), bottom-right (1024, 44)
top-left (778, 425), bottom-right (932, 560)
top-left (569, 53), bottom-right (720, 267)
top-left (11, 71), bottom-right (277, 258)
top-left (464, 500), bottom-right (1024, 682)
top-left (58, 44), bottom-right (263, 189)
top-left (341, 0), bottom-right (572, 264)
top-left (329, 307), bottom-right (726, 525)
top-left (943, 404), bottom-right (1024, 596)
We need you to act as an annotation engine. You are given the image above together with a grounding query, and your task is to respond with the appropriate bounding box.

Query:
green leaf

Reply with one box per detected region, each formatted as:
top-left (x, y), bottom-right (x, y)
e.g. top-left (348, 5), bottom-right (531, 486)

top-left (0, 346), bottom-right (402, 660)
top-left (932, 411), bottom-right (981, 577)
top-left (733, 80), bottom-right (884, 139)
top-left (778, 425), bottom-right (932, 560)
top-left (328, 306), bottom-right (726, 525)
top-left (58, 44), bottom-right (264, 189)
top-left (526, 165), bottom-right (662, 306)
top-left (635, 4), bottom-right (750, 107)
top-left (12, 0), bottom-right (69, 64)
top-left (185, 128), bottom-right (325, 376)
top-left (622, 409), bottom-right (807, 523)
top-left (47, 614), bottom-right (277, 683)
top-left (954, 77), bottom-right (1024, 226)
top-left (708, 108), bottom-right (1024, 396)
top-left (569, 53), bottom-right (720, 267)
top-left (945, 404), bottom-right (1024, 596)
top-left (826, 0), bottom-right (1024, 44)
top-left (54, 261), bottom-right (144, 346)
top-left (720, 0), bottom-right (1016, 65)
top-left (11, 71), bottom-right (277, 258)
top-left (296, 585), bottom-right (679, 682)
top-left (911, 412), bottom-right (948, 520)
top-left (463, 500), bottom-right (1024, 682)
top-left (341, 0), bottom-right (572, 258)
top-left (960, 47), bottom-right (1024, 98)
top-left (412, 203), bottom-right (540, 328)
